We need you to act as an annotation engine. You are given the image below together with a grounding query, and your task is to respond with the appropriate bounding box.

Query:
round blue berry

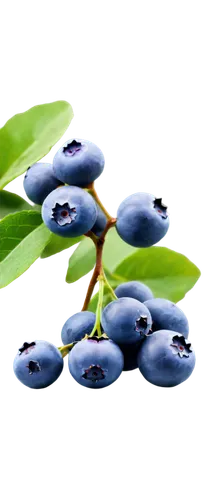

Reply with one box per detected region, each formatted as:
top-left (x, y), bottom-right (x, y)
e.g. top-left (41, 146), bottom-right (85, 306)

top-left (13, 340), bottom-right (63, 389)
top-left (144, 298), bottom-right (189, 337)
top-left (68, 337), bottom-right (124, 389)
top-left (102, 297), bottom-right (152, 344)
top-left (116, 192), bottom-right (169, 247)
top-left (42, 185), bottom-right (97, 237)
top-left (53, 139), bottom-right (105, 187)
top-left (23, 163), bottom-right (63, 205)
top-left (119, 341), bottom-right (143, 371)
top-left (138, 330), bottom-right (196, 387)
top-left (61, 311), bottom-right (96, 345)
top-left (115, 281), bottom-right (153, 303)
top-left (91, 205), bottom-right (107, 236)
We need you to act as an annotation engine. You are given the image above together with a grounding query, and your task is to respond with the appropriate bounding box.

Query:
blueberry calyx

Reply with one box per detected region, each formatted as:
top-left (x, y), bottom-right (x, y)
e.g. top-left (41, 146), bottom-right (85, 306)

top-left (154, 198), bottom-right (168, 219)
top-left (51, 202), bottom-right (77, 226)
top-left (135, 315), bottom-right (148, 336)
top-left (170, 335), bottom-right (192, 358)
top-left (19, 342), bottom-right (36, 355)
top-left (82, 365), bottom-right (106, 382)
top-left (63, 140), bottom-right (83, 156)
top-left (27, 360), bottom-right (42, 375)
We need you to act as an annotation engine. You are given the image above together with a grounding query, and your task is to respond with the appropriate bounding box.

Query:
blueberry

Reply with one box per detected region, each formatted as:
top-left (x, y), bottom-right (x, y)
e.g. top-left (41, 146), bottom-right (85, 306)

top-left (138, 331), bottom-right (196, 387)
top-left (115, 281), bottom-right (153, 303)
top-left (61, 311), bottom-right (96, 345)
top-left (53, 139), bottom-right (105, 187)
top-left (144, 298), bottom-right (189, 337)
top-left (13, 340), bottom-right (63, 389)
top-left (42, 185), bottom-right (97, 237)
top-left (119, 341), bottom-right (143, 371)
top-left (23, 163), bottom-right (63, 205)
top-left (102, 297), bottom-right (152, 344)
top-left (91, 204), bottom-right (107, 236)
top-left (68, 337), bottom-right (124, 389)
top-left (116, 193), bottom-right (169, 247)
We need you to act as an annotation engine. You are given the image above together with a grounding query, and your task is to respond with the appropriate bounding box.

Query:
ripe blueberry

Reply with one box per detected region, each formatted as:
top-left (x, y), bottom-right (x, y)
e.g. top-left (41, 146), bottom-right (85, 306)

top-left (144, 298), bottom-right (189, 337)
top-left (102, 297), bottom-right (152, 344)
top-left (119, 341), bottom-right (143, 371)
top-left (138, 330), bottom-right (196, 387)
top-left (68, 337), bottom-right (124, 389)
top-left (13, 340), bottom-right (63, 389)
top-left (61, 311), bottom-right (96, 345)
top-left (23, 163), bottom-right (63, 205)
top-left (42, 185), bottom-right (97, 237)
top-left (116, 192), bottom-right (169, 247)
top-left (53, 139), bottom-right (105, 187)
top-left (115, 281), bottom-right (153, 303)
top-left (91, 205), bottom-right (107, 236)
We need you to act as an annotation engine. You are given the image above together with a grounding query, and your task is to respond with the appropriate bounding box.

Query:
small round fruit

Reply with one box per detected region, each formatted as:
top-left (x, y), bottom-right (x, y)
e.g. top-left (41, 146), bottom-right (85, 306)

top-left (119, 341), bottom-right (143, 371)
top-left (116, 192), bottom-right (169, 247)
top-left (91, 205), bottom-right (107, 236)
top-left (13, 341), bottom-right (63, 389)
top-left (42, 185), bottom-right (97, 237)
top-left (138, 331), bottom-right (196, 387)
top-left (102, 297), bottom-right (152, 344)
top-left (53, 139), bottom-right (105, 187)
top-left (23, 163), bottom-right (63, 205)
top-left (68, 337), bottom-right (124, 389)
top-left (115, 281), bottom-right (153, 303)
top-left (61, 311), bottom-right (96, 345)
top-left (144, 298), bottom-right (189, 337)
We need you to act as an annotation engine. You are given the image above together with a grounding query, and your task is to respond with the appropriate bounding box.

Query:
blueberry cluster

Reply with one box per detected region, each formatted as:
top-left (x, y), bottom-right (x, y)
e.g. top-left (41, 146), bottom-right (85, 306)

top-left (24, 139), bottom-right (105, 238)
top-left (14, 290), bottom-right (195, 390)
top-left (13, 139), bottom-right (195, 390)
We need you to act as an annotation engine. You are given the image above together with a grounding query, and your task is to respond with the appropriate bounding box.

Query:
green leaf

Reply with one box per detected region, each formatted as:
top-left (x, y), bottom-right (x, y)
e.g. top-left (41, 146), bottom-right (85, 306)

top-left (66, 237), bottom-right (96, 283)
top-left (114, 246), bottom-right (201, 302)
top-left (0, 211), bottom-right (51, 288)
top-left (0, 190), bottom-right (32, 219)
top-left (41, 234), bottom-right (82, 258)
top-left (103, 227), bottom-right (136, 272)
top-left (0, 100), bottom-right (73, 188)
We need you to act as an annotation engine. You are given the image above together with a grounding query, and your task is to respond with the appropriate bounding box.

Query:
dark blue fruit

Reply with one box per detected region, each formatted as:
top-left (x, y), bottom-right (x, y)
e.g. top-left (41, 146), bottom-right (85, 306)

top-left (13, 340), bottom-right (63, 389)
top-left (91, 204), bottom-right (107, 236)
top-left (61, 311), bottom-right (96, 345)
top-left (102, 297), bottom-right (152, 344)
top-left (42, 185), bottom-right (97, 237)
top-left (138, 330), bottom-right (196, 387)
top-left (116, 192), bottom-right (169, 247)
top-left (119, 341), bottom-right (143, 371)
top-left (144, 298), bottom-right (189, 337)
top-left (23, 163), bottom-right (63, 205)
top-left (115, 281), bottom-right (153, 303)
top-left (68, 337), bottom-right (124, 389)
top-left (53, 139), bottom-right (105, 187)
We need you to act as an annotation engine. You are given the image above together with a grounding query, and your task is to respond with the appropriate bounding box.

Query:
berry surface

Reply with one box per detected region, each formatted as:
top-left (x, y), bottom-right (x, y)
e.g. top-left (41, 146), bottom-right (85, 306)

top-left (115, 281), bottom-right (153, 303)
top-left (61, 311), bottom-right (96, 345)
top-left (68, 337), bottom-right (124, 388)
top-left (138, 330), bottom-right (195, 387)
top-left (144, 298), bottom-right (189, 336)
top-left (13, 340), bottom-right (63, 389)
top-left (102, 297), bottom-right (152, 344)
top-left (53, 139), bottom-right (105, 187)
top-left (24, 162), bottom-right (63, 205)
top-left (42, 185), bottom-right (97, 237)
top-left (116, 192), bottom-right (169, 247)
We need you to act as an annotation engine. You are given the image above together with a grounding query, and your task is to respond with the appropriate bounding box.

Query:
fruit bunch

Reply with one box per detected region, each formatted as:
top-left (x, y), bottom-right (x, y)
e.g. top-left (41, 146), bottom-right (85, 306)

top-left (13, 139), bottom-right (196, 390)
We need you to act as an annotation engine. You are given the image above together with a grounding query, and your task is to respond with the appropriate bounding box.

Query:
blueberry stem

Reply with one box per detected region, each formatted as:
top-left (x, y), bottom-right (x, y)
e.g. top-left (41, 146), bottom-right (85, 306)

top-left (58, 342), bottom-right (75, 357)
top-left (82, 217), bottom-right (116, 311)
top-left (87, 182), bottom-right (112, 221)
top-left (103, 271), bottom-right (118, 300)
top-left (89, 275), bottom-right (104, 337)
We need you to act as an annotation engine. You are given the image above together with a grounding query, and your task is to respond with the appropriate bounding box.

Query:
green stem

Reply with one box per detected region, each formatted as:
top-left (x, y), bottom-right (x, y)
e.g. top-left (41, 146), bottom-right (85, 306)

top-left (89, 275), bottom-right (105, 337)
top-left (103, 271), bottom-right (118, 300)
top-left (58, 343), bottom-right (75, 358)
